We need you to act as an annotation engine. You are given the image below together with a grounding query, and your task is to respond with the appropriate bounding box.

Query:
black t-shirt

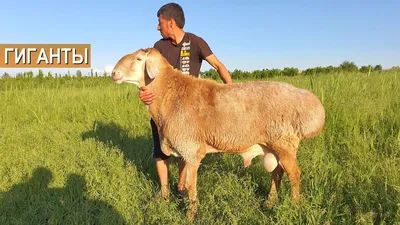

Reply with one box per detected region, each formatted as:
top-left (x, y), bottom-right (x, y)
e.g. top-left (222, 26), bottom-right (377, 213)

top-left (153, 32), bottom-right (213, 78)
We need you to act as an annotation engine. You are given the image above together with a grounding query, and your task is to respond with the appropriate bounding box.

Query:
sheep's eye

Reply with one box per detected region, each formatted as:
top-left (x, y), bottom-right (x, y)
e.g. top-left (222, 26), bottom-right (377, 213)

top-left (136, 58), bottom-right (142, 61)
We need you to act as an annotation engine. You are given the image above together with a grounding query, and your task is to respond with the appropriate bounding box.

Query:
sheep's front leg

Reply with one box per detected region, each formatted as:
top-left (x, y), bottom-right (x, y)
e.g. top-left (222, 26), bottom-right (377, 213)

top-left (185, 162), bottom-right (200, 221)
top-left (183, 143), bottom-right (206, 221)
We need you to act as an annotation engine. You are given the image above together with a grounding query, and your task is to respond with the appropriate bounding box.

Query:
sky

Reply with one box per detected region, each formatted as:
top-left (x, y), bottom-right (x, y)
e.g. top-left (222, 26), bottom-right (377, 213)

top-left (1, 0), bottom-right (399, 76)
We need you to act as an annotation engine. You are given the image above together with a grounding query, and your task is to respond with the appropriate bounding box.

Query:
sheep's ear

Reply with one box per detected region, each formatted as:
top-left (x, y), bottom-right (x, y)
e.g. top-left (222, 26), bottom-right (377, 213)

top-left (145, 52), bottom-right (159, 79)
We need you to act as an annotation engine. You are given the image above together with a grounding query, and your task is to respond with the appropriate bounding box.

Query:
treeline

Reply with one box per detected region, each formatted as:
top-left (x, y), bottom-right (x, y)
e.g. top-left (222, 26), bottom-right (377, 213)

top-left (1, 68), bottom-right (108, 80)
top-left (1, 61), bottom-right (400, 81)
top-left (201, 61), bottom-right (399, 80)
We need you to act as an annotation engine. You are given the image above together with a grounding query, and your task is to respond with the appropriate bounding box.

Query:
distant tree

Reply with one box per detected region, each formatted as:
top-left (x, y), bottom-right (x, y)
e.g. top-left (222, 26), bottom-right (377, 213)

top-left (282, 67), bottom-right (299, 76)
top-left (37, 69), bottom-right (44, 79)
top-left (26, 71), bottom-right (34, 78)
top-left (202, 68), bottom-right (219, 80)
top-left (1, 72), bottom-right (11, 79)
top-left (325, 65), bottom-right (336, 74)
top-left (91, 69), bottom-right (94, 77)
top-left (374, 64), bottom-right (383, 72)
top-left (252, 69), bottom-right (263, 79)
top-left (360, 65), bottom-right (372, 73)
top-left (95, 71), bottom-right (98, 77)
top-left (231, 69), bottom-right (244, 80)
top-left (314, 66), bottom-right (324, 74)
top-left (260, 69), bottom-right (270, 78)
top-left (103, 70), bottom-right (107, 77)
top-left (267, 69), bottom-right (281, 77)
top-left (391, 66), bottom-right (400, 71)
top-left (47, 71), bottom-right (53, 79)
top-left (231, 69), bottom-right (254, 80)
top-left (242, 71), bottom-right (251, 79)
top-left (302, 68), bottom-right (314, 76)
top-left (76, 70), bottom-right (82, 78)
top-left (340, 61), bottom-right (358, 72)
top-left (302, 65), bottom-right (339, 76)
top-left (15, 72), bottom-right (24, 79)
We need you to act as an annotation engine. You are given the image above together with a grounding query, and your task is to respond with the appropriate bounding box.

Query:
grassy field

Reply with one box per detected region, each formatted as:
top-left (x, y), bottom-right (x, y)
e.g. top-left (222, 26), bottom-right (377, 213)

top-left (0, 71), bottom-right (399, 224)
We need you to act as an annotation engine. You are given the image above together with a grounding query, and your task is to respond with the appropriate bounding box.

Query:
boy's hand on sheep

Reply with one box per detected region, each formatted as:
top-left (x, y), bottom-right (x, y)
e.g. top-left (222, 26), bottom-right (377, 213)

top-left (139, 87), bottom-right (156, 105)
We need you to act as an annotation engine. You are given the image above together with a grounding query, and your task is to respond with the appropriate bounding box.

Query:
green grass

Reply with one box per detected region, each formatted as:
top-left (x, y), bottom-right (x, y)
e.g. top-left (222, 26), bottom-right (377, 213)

top-left (0, 72), bottom-right (399, 224)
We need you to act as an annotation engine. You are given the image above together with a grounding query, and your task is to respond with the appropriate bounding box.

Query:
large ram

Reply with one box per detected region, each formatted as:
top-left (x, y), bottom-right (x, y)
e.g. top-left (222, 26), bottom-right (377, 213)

top-left (111, 48), bottom-right (326, 220)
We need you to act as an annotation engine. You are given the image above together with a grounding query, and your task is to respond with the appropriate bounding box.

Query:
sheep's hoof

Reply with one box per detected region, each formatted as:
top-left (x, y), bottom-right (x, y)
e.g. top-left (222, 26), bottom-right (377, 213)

top-left (265, 199), bottom-right (276, 209)
top-left (186, 200), bottom-right (199, 221)
top-left (177, 188), bottom-right (188, 199)
top-left (157, 185), bottom-right (170, 200)
top-left (265, 194), bottom-right (278, 209)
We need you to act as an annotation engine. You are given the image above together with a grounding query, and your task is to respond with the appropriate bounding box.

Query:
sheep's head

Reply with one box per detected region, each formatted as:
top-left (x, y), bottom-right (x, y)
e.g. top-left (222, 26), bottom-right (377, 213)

top-left (111, 48), bottom-right (164, 87)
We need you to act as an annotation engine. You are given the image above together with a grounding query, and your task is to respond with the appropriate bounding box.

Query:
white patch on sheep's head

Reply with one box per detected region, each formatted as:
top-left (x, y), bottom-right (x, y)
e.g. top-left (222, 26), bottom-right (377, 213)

top-left (111, 48), bottom-right (164, 87)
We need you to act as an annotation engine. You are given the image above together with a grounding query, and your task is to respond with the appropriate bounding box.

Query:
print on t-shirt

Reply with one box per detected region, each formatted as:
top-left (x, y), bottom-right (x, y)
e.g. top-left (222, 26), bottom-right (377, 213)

top-left (180, 40), bottom-right (191, 75)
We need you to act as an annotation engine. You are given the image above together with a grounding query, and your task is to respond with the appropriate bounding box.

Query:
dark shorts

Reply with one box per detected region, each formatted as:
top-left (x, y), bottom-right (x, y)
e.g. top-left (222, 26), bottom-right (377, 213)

top-left (150, 118), bottom-right (170, 160)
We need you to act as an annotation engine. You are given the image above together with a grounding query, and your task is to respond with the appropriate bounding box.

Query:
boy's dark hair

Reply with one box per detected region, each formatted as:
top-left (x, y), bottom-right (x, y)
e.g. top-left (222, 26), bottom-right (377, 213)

top-left (157, 3), bottom-right (185, 29)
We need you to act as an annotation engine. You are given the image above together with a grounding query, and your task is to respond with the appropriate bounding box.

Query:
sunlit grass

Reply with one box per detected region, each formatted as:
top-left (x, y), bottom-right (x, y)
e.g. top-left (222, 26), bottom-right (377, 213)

top-left (0, 71), bottom-right (399, 224)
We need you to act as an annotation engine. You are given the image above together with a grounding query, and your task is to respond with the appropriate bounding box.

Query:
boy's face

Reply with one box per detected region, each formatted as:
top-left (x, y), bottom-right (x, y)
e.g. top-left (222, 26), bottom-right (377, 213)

top-left (157, 15), bottom-right (173, 39)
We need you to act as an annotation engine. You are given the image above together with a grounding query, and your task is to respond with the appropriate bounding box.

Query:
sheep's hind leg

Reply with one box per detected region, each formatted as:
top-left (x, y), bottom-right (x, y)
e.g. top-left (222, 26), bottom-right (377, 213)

top-left (265, 164), bottom-right (284, 208)
top-left (259, 145), bottom-right (283, 208)
top-left (269, 136), bottom-right (301, 204)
